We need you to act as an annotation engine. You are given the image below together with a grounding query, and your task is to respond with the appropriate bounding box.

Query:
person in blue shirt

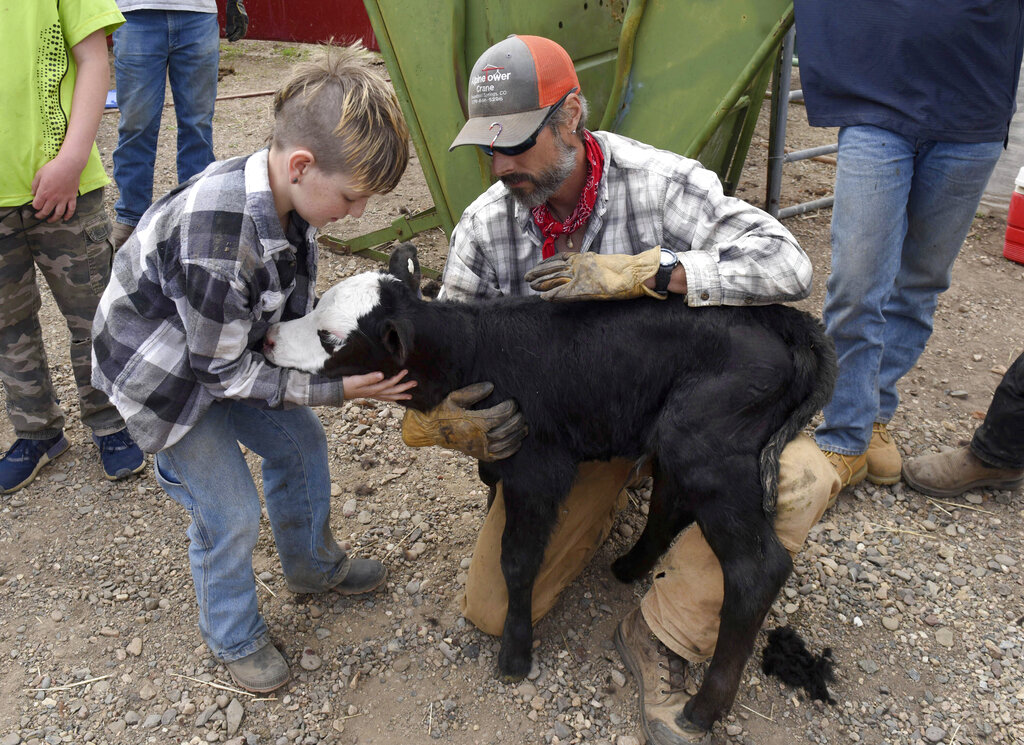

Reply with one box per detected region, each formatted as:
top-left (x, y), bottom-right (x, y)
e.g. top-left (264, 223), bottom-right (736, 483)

top-left (793, 1), bottom-right (1024, 499)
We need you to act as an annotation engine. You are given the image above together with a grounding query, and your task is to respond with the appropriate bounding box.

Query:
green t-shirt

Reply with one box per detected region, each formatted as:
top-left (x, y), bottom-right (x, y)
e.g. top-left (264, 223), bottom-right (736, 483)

top-left (0, 0), bottom-right (124, 207)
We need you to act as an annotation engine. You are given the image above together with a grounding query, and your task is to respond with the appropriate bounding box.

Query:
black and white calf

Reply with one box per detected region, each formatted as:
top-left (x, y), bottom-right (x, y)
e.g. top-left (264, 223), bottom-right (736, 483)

top-left (264, 245), bottom-right (836, 731)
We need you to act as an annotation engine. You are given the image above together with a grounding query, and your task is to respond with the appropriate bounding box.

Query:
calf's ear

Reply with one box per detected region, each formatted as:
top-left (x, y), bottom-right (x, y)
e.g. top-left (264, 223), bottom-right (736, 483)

top-left (381, 318), bottom-right (413, 365)
top-left (388, 242), bottom-right (422, 295)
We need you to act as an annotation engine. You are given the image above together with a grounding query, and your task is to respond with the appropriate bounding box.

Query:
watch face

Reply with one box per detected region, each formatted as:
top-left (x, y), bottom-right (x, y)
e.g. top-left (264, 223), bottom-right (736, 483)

top-left (660, 249), bottom-right (677, 267)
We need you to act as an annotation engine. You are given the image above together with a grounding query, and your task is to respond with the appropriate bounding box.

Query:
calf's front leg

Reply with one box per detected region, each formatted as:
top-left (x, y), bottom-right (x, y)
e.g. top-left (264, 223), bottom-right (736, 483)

top-left (496, 481), bottom-right (561, 681)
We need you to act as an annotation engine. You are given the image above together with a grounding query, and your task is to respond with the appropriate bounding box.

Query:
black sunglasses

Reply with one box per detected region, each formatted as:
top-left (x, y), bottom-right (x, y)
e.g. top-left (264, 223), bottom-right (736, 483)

top-left (477, 87), bottom-right (578, 157)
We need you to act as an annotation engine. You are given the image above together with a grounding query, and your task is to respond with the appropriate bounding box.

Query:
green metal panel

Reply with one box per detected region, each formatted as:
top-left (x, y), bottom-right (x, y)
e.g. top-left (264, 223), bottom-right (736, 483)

top-left (352, 0), bottom-right (790, 253)
top-left (606, 0), bottom-right (791, 191)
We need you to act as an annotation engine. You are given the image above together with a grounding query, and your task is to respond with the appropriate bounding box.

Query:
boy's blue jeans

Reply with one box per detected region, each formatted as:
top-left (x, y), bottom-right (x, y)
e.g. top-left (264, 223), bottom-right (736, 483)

top-left (815, 125), bottom-right (1003, 456)
top-left (112, 10), bottom-right (219, 226)
top-left (154, 400), bottom-right (349, 662)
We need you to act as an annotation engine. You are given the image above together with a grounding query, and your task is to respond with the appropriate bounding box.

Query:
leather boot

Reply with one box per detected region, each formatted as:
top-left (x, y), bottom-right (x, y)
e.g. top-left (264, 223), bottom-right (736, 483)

top-left (330, 558), bottom-right (387, 596)
top-left (111, 221), bottom-right (135, 250)
top-left (866, 422), bottom-right (901, 485)
top-left (820, 449), bottom-right (868, 508)
top-left (226, 643), bottom-right (289, 693)
top-left (614, 608), bottom-right (710, 744)
top-left (902, 446), bottom-right (1024, 498)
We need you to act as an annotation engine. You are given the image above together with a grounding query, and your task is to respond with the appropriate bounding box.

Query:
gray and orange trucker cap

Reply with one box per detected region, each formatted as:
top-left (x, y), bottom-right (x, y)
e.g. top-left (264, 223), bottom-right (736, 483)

top-left (449, 35), bottom-right (580, 151)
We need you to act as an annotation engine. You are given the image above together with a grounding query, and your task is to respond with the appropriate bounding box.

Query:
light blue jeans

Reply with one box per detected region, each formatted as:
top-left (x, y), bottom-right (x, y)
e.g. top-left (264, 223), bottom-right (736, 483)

top-left (112, 10), bottom-right (219, 226)
top-left (815, 125), bottom-right (1003, 455)
top-left (154, 400), bottom-right (349, 662)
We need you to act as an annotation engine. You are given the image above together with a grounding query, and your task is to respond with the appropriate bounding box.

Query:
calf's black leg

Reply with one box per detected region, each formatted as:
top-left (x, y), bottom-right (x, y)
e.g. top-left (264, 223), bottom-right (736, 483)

top-left (611, 467), bottom-right (694, 583)
top-left (682, 497), bottom-right (792, 730)
top-left (495, 474), bottom-right (567, 681)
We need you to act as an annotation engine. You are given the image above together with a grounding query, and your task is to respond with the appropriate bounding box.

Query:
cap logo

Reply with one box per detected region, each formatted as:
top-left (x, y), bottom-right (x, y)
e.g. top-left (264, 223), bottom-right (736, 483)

top-left (471, 63), bottom-right (512, 87)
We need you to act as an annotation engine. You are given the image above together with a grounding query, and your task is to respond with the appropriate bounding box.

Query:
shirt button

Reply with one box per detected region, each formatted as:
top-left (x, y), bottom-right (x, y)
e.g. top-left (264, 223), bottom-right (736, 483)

top-left (744, 296), bottom-right (754, 304)
top-left (700, 291), bottom-right (710, 301)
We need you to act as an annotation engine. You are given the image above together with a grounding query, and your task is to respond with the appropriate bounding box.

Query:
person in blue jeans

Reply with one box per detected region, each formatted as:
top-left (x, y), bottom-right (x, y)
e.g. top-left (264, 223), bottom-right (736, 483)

top-left (793, 1), bottom-right (1024, 500)
top-left (92, 46), bottom-right (420, 693)
top-left (110, 0), bottom-right (248, 249)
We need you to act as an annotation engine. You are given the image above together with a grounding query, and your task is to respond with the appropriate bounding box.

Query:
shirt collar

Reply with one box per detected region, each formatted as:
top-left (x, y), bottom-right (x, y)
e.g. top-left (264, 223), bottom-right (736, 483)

top-left (510, 131), bottom-right (612, 234)
top-left (244, 148), bottom-right (300, 258)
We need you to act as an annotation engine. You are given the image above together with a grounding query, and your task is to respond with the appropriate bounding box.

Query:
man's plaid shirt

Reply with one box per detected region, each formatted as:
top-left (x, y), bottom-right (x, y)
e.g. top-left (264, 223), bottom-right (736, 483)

top-left (92, 150), bottom-right (345, 453)
top-left (440, 131), bottom-right (812, 304)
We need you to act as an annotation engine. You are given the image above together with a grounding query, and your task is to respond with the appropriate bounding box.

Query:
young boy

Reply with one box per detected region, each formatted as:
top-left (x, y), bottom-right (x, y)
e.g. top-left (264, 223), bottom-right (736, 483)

top-left (0, 0), bottom-right (146, 494)
top-left (91, 45), bottom-right (415, 693)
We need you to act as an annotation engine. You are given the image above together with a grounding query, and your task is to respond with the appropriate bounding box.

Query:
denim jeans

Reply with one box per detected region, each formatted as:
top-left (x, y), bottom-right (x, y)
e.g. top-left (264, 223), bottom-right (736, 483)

top-left (112, 10), bottom-right (219, 226)
top-left (815, 125), bottom-right (1003, 455)
top-left (154, 400), bottom-right (349, 662)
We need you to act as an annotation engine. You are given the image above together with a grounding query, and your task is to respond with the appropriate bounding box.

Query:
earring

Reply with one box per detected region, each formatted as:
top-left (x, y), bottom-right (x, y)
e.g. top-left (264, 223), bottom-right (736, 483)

top-left (291, 178), bottom-right (298, 184)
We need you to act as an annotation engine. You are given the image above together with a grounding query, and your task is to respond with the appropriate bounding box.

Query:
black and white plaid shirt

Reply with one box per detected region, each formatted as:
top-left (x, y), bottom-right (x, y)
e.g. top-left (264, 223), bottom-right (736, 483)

top-left (440, 131), bottom-right (812, 304)
top-left (92, 149), bottom-right (345, 453)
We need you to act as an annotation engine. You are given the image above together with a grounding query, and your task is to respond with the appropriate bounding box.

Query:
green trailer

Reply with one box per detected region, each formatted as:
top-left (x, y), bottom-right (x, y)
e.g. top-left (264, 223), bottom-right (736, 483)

top-left (327, 0), bottom-right (793, 262)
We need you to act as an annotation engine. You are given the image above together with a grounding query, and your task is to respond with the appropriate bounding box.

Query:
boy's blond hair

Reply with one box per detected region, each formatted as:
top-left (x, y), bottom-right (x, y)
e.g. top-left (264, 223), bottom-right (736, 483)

top-left (272, 43), bottom-right (410, 194)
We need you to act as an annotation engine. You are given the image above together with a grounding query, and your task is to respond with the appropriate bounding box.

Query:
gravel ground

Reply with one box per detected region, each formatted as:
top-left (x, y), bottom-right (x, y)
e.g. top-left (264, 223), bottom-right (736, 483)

top-left (1, 40), bottom-right (1023, 745)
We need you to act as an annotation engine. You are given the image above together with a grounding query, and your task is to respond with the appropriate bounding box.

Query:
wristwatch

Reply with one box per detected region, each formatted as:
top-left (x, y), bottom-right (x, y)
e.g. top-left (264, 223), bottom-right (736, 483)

top-left (654, 247), bottom-right (678, 293)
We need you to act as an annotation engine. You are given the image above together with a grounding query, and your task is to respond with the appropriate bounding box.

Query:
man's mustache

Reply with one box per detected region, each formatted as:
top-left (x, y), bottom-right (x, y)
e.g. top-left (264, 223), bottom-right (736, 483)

top-left (500, 173), bottom-right (540, 188)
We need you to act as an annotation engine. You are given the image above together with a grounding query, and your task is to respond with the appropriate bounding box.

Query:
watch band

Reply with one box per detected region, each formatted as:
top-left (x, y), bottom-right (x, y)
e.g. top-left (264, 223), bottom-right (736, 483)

top-left (655, 250), bottom-right (677, 293)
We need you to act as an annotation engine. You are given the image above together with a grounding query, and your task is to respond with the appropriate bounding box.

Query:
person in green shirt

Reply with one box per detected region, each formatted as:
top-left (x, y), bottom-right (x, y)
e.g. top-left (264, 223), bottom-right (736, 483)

top-left (0, 0), bottom-right (146, 493)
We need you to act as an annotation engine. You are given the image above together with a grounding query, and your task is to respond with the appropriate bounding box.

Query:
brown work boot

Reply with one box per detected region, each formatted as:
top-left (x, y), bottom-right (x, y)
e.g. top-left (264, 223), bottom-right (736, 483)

top-left (821, 449), bottom-right (868, 508)
top-left (225, 642), bottom-right (290, 693)
top-left (866, 422), bottom-right (901, 485)
top-left (614, 608), bottom-right (710, 744)
top-left (902, 446), bottom-right (1024, 498)
top-left (111, 221), bottom-right (135, 250)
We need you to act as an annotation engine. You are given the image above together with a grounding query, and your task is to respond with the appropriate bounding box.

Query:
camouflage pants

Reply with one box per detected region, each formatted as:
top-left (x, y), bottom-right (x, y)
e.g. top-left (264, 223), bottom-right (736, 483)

top-left (0, 188), bottom-right (126, 439)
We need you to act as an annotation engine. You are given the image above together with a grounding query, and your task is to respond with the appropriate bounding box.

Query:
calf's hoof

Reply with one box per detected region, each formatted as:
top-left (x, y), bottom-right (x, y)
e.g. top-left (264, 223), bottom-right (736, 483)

top-left (497, 647), bottom-right (532, 682)
top-left (682, 695), bottom-right (720, 734)
top-left (611, 554), bottom-right (644, 583)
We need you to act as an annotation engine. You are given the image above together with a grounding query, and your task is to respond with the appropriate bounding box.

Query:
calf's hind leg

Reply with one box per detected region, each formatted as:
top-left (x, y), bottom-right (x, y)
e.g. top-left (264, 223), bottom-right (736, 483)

top-left (611, 466), bottom-right (694, 583)
top-left (682, 502), bottom-right (792, 730)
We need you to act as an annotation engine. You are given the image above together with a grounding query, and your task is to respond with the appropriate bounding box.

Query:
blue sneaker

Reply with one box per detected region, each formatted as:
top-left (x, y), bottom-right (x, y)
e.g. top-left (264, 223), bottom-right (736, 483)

top-left (93, 429), bottom-right (146, 481)
top-left (0, 434), bottom-right (70, 494)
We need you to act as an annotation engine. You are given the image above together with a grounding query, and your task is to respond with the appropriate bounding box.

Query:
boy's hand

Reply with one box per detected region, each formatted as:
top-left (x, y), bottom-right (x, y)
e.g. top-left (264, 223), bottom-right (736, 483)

top-left (31, 155), bottom-right (82, 222)
top-left (343, 369), bottom-right (416, 402)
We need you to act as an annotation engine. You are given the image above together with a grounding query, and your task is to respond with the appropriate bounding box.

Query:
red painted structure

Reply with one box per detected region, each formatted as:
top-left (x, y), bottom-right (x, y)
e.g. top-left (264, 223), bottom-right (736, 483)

top-left (217, 0), bottom-right (378, 50)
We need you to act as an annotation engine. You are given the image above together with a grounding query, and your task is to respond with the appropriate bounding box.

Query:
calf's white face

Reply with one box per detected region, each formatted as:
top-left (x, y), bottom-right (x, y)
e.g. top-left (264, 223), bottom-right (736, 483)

top-left (264, 272), bottom-right (387, 372)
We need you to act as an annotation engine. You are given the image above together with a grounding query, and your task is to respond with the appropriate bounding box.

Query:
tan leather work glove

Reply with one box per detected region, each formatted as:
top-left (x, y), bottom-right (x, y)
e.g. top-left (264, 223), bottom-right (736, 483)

top-left (402, 382), bottom-right (528, 461)
top-left (524, 247), bottom-right (666, 302)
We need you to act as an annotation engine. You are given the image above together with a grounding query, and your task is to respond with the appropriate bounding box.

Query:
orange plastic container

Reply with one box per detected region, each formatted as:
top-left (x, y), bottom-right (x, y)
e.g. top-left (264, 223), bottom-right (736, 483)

top-left (1005, 166), bottom-right (1024, 265)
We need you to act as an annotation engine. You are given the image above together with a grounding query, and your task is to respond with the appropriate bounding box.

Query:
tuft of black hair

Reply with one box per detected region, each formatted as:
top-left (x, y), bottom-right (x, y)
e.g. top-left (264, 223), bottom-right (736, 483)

top-left (761, 626), bottom-right (836, 705)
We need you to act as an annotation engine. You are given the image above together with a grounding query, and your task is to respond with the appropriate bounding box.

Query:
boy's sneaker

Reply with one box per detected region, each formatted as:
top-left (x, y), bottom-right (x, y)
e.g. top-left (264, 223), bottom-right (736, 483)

top-left (92, 429), bottom-right (146, 481)
top-left (330, 558), bottom-right (388, 596)
top-left (0, 434), bottom-right (70, 494)
top-left (226, 643), bottom-right (290, 693)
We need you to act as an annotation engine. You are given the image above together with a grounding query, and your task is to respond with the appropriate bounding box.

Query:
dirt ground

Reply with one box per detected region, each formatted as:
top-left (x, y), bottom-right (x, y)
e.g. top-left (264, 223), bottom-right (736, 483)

top-left (1, 40), bottom-right (1022, 745)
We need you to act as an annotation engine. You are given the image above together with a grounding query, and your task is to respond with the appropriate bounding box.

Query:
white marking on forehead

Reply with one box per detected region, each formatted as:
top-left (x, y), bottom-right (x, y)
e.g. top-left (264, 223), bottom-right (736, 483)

top-left (316, 272), bottom-right (390, 340)
top-left (406, 257), bottom-right (415, 275)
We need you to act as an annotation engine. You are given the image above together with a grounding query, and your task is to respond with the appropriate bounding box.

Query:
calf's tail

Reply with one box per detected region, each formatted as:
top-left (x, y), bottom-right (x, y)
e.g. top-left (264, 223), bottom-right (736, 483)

top-left (759, 310), bottom-right (837, 514)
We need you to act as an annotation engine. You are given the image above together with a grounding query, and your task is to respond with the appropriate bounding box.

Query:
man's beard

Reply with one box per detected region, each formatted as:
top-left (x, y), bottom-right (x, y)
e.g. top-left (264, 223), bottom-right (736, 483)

top-left (501, 133), bottom-right (577, 209)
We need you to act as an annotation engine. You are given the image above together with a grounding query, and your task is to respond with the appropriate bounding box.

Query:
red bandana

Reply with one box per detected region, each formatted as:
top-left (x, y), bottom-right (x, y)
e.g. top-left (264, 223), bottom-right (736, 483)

top-left (531, 130), bottom-right (605, 259)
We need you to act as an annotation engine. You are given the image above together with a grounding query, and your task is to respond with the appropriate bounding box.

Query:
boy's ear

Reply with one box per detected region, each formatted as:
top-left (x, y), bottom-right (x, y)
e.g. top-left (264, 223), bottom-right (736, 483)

top-left (287, 149), bottom-right (316, 183)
